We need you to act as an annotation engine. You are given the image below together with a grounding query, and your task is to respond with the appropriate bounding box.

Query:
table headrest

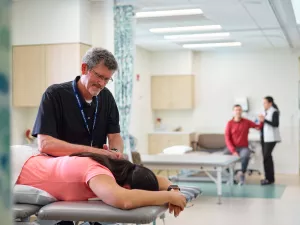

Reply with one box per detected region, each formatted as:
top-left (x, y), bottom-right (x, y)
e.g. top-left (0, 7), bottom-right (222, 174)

top-left (13, 185), bottom-right (57, 206)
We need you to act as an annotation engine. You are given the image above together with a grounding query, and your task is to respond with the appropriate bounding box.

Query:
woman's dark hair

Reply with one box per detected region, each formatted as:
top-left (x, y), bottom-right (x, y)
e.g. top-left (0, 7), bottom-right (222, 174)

top-left (69, 152), bottom-right (159, 191)
top-left (264, 96), bottom-right (279, 112)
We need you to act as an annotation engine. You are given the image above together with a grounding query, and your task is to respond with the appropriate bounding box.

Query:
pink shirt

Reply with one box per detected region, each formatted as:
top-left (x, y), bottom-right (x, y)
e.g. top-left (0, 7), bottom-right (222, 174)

top-left (16, 155), bottom-right (115, 201)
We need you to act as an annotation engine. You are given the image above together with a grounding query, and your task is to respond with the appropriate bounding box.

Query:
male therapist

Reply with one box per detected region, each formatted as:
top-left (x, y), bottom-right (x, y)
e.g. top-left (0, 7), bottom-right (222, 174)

top-left (32, 47), bottom-right (124, 225)
top-left (224, 104), bottom-right (262, 185)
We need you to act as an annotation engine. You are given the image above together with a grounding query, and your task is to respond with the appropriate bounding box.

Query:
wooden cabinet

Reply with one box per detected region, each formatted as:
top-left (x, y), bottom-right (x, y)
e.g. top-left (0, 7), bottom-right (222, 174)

top-left (12, 43), bottom-right (91, 107)
top-left (148, 132), bottom-right (196, 154)
top-left (12, 45), bottom-right (46, 107)
top-left (151, 75), bottom-right (194, 110)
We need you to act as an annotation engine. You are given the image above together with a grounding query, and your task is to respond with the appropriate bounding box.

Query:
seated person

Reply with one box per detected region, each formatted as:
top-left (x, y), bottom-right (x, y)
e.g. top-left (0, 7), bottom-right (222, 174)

top-left (16, 152), bottom-right (186, 217)
top-left (224, 104), bottom-right (262, 185)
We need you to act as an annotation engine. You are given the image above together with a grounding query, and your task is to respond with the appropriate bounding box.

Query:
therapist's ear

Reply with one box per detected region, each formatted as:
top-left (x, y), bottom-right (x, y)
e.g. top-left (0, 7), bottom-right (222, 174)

top-left (81, 63), bottom-right (88, 75)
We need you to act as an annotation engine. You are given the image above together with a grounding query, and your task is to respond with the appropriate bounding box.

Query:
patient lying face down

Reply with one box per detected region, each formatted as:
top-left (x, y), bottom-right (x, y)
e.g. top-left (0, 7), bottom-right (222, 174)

top-left (16, 152), bottom-right (186, 217)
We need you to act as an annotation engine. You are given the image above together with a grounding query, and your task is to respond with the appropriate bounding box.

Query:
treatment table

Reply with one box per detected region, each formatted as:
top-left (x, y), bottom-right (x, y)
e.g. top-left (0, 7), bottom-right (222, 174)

top-left (141, 154), bottom-right (240, 204)
top-left (14, 186), bottom-right (201, 225)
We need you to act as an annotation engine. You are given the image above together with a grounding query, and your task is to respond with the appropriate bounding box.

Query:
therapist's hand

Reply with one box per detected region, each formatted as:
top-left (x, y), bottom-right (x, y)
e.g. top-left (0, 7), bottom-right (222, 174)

top-left (103, 144), bottom-right (123, 159)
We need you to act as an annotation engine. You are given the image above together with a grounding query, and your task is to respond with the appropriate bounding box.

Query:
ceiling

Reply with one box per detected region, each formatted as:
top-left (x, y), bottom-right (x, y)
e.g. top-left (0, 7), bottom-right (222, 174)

top-left (134, 0), bottom-right (300, 51)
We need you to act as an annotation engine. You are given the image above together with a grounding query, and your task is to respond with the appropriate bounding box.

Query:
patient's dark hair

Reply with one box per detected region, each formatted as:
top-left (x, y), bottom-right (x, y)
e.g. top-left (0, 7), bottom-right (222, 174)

top-left (69, 152), bottom-right (159, 191)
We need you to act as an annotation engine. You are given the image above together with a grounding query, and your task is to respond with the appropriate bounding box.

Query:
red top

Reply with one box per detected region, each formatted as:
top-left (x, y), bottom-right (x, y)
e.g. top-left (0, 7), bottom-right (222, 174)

top-left (225, 118), bottom-right (262, 153)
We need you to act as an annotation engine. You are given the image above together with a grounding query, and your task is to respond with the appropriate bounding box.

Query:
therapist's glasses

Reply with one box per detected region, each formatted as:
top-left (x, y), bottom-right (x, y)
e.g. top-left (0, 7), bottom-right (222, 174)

top-left (91, 69), bottom-right (113, 83)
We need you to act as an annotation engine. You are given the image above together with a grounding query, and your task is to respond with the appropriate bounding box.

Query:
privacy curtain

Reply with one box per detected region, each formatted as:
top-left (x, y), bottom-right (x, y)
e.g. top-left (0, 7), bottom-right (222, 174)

top-left (114, 4), bottom-right (135, 159)
top-left (0, 0), bottom-right (12, 218)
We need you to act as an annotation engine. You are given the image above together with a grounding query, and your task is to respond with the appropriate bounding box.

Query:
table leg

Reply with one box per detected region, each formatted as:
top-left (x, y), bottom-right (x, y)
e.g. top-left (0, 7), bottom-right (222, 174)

top-left (217, 166), bottom-right (222, 204)
top-left (229, 165), bottom-right (234, 196)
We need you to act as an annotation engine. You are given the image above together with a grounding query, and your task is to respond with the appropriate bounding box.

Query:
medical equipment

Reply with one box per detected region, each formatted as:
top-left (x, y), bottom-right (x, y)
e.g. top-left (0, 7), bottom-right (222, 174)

top-left (141, 154), bottom-right (240, 204)
top-left (14, 185), bottom-right (201, 225)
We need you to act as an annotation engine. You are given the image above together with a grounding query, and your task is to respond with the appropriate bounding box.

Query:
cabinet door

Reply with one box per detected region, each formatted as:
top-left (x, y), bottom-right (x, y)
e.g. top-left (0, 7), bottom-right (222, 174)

top-left (151, 76), bottom-right (172, 110)
top-left (167, 134), bottom-right (191, 146)
top-left (45, 44), bottom-right (81, 86)
top-left (80, 44), bottom-right (91, 62)
top-left (170, 75), bottom-right (194, 109)
top-left (148, 134), bottom-right (169, 154)
top-left (12, 45), bottom-right (46, 107)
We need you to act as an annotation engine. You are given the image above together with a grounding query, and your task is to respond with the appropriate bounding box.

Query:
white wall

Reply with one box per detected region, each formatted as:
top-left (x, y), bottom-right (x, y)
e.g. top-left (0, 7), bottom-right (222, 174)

top-left (130, 47), bottom-right (153, 154)
top-left (151, 50), bottom-right (194, 75)
top-left (133, 48), bottom-right (300, 174)
top-left (90, 0), bottom-right (115, 95)
top-left (12, 0), bottom-right (82, 45)
top-left (80, 0), bottom-right (92, 45)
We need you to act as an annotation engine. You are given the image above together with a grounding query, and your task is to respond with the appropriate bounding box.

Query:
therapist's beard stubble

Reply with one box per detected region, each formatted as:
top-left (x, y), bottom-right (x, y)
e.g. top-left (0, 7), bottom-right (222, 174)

top-left (89, 83), bottom-right (103, 97)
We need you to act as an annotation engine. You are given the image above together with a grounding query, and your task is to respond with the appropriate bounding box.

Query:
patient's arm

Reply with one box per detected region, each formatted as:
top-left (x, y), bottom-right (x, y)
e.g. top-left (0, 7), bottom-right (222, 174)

top-left (88, 174), bottom-right (186, 210)
top-left (37, 134), bottom-right (121, 159)
top-left (156, 175), bottom-right (172, 191)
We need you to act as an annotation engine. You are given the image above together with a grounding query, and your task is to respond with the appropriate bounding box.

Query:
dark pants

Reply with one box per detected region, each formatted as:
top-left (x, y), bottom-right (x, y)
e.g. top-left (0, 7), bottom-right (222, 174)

top-left (261, 141), bottom-right (276, 182)
top-left (224, 147), bottom-right (251, 173)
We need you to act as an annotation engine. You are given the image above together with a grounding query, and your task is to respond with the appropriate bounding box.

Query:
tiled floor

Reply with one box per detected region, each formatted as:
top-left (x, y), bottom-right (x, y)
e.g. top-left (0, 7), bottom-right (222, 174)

top-left (151, 174), bottom-right (300, 225)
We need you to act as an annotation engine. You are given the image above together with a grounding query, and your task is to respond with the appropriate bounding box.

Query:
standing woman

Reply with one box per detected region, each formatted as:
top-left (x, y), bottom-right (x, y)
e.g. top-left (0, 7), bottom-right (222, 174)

top-left (259, 96), bottom-right (281, 185)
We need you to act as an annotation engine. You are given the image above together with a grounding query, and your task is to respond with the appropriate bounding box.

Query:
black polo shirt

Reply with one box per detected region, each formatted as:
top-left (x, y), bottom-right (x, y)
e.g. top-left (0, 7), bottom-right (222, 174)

top-left (32, 76), bottom-right (120, 148)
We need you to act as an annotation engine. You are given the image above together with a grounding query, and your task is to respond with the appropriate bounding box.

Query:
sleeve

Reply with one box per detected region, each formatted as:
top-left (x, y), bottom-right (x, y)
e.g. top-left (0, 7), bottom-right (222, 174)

top-left (31, 90), bottom-right (60, 138)
top-left (264, 111), bottom-right (279, 127)
top-left (225, 122), bottom-right (236, 154)
top-left (107, 93), bottom-right (121, 134)
top-left (85, 163), bottom-right (115, 184)
top-left (248, 119), bottom-right (263, 130)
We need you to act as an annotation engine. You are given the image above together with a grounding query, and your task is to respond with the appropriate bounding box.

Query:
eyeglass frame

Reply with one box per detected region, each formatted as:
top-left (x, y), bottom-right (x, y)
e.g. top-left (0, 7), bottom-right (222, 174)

top-left (90, 68), bottom-right (114, 83)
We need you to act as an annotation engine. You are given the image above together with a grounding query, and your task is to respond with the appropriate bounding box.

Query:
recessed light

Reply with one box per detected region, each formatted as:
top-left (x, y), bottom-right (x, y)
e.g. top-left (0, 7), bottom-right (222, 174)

top-left (136, 9), bottom-right (203, 18)
top-left (183, 42), bottom-right (242, 48)
top-left (149, 25), bottom-right (222, 33)
top-left (164, 32), bottom-right (230, 40)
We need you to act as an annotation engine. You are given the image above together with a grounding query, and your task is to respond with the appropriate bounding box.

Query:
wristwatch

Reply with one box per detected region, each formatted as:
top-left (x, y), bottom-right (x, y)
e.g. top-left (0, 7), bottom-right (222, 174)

top-left (167, 184), bottom-right (180, 191)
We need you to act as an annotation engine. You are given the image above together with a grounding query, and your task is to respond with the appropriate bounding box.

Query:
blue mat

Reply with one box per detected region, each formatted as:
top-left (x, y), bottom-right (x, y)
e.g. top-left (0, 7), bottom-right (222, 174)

top-left (176, 182), bottom-right (286, 199)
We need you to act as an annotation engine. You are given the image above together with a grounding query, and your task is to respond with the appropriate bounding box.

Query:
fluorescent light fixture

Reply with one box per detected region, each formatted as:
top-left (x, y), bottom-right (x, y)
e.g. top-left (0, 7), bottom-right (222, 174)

top-left (136, 9), bottom-right (203, 18)
top-left (164, 32), bottom-right (230, 40)
top-left (183, 42), bottom-right (242, 48)
top-left (149, 25), bottom-right (222, 33)
top-left (291, 0), bottom-right (300, 24)
top-left (170, 37), bottom-right (228, 43)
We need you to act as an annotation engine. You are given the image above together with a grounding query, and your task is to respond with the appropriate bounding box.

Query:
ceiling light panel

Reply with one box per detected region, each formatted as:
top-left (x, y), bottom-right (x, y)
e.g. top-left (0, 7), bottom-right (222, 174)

top-left (164, 32), bottom-right (230, 40)
top-left (183, 42), bottom-right (242, 48)
top-left (149, 25), bottom-right (222, 33)
top-left (136, 8), bottom-right (203, 18)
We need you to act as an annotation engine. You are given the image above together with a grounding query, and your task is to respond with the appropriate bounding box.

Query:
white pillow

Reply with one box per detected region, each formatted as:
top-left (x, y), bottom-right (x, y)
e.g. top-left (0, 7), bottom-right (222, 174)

top-left (10, 145), bottom-right (40, 186)
top-left (13, 185), bottom-right (57, 206)
top-left (163, 145), bottom-right (193, 155)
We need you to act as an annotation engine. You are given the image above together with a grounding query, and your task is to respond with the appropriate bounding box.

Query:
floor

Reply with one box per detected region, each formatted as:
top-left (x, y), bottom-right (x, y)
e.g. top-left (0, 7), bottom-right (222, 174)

top-left (150, 174), bottom-right (300, 225)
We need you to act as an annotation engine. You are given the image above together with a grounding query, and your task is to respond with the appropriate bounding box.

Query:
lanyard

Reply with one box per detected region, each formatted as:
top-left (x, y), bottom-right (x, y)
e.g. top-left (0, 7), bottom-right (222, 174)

top-left (72, 80), bottom-right (98, 146)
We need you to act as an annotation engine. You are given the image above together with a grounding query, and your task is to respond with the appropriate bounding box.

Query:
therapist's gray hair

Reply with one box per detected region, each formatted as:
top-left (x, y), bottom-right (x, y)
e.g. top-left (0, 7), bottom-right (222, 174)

top-left (82, 47), bottom-right (118, 71)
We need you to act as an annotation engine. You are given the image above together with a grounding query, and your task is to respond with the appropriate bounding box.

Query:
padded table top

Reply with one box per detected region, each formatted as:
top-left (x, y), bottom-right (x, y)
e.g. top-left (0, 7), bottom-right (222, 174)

top-left (38, 201), bottom-right (168, 224)
top-left (13, 204), bottom-right (41, 219)
top-left (141, 154), bottom-right (240, 167)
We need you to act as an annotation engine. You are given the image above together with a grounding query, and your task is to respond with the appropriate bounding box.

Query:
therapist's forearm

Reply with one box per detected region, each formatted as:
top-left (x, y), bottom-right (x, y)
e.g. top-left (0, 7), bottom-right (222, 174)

top-left (109, 135), bottom-right (124, 153)
top-left (38, 134), bottom-right (108, 156)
